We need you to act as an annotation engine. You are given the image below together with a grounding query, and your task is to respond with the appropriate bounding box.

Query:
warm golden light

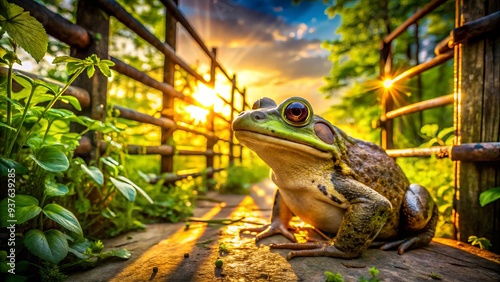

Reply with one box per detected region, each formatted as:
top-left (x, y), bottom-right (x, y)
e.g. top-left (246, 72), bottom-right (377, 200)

top-left (184, 105), bottom-right (209, 123)
top-left (193, 83), bottom-right (217, 107)
top-left (383, 79), bottom-right (393, 89)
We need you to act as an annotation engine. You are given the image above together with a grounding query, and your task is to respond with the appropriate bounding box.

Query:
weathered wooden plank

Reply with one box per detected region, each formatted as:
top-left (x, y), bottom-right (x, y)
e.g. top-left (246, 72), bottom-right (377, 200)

top-left (457, 0), bottom-right (500, 253)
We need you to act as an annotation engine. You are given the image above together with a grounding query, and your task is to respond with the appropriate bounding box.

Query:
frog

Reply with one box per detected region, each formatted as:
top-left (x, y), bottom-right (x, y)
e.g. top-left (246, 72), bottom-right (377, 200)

top-left (232, 97), bottom-right (438, 259)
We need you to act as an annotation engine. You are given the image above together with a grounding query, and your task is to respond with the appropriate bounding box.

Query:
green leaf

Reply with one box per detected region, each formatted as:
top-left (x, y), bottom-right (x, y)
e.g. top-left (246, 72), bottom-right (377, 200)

top-left (117, 175), bottom-right (153, 204)
top-left (86, 65), bottom-right (95, 78)
top-left (97, 62), bottom-right (111, 77)
top-left (24, 229), bottom-right (68, 264)
top-left (0, 195), bottom-right (41, 226)
top-left (0, 157), bottom-right (28, 176)
top-left (30, 147), bottom-right (69, 172)
top-left (58, 95), bottom-right (82, 111)
top-left (45, 108), bottom-right (74, 121)
top-left (43, 203), bottom-right (83, 237)
top-left (45, 181), bottom-right (69, 197)
top-left (52, 56), bottom-right (82, 64)
top-left (101, 248), bottom-right (131, 260)
top-left (110, 177), bottom-right (136, 202)
top-left (0, 0), bottom-right (48, 62)
top-left (0, 121), bottom-right (17, 132)
top-left (68, 239), bottom-right (91, 259)
top-left (66, 61), bottom-right (81, 75)
top-left (80, 164), bottom-right (104, 185)
top-left (479, 187), bottom-right (500, 207)
top-left (101, 207), bottom-right (116, 219)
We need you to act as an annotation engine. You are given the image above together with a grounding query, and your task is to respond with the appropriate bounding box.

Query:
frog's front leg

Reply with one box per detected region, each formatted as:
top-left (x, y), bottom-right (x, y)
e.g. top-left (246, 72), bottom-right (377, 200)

top-left (380, 183), bottom-right (438, 254)
top-left (240, 189), bottom-right (297, 242)
top-left (271, 178), bottom-right (392, 259)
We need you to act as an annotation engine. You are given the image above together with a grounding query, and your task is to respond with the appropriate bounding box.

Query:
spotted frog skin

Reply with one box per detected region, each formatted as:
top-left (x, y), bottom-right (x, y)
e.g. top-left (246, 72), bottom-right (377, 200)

top-left (232, 97), bottom-right (438, 259)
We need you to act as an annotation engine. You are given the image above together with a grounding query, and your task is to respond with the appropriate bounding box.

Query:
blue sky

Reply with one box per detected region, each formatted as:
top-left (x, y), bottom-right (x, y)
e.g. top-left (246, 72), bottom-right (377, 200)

top-left (177, 0), bottom-right (341, 114)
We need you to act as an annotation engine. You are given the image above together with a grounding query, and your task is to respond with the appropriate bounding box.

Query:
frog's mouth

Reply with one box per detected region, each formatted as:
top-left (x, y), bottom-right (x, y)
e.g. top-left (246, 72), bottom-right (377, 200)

top-left (234, 130), bottom-right (332, 160)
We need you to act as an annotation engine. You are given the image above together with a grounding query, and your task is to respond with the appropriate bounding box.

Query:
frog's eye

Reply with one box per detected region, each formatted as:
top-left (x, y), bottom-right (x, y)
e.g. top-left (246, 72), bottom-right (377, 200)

top-left (284, 101), bottom-right (309, 125)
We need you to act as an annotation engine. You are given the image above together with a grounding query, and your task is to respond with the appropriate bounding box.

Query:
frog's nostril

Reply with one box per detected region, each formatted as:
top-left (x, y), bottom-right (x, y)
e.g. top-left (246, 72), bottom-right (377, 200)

top-left (251, 111), bottom-right (267, 122)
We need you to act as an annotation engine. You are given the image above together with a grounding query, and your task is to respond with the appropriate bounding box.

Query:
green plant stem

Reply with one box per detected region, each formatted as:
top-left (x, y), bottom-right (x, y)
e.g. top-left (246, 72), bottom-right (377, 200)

top-left (5, 83), bottom-right (38, 157)
top-left (3, 63), bottom-right (14, 155)
top-left (16, 68), bottom-right (85, 161)
top-left (42, 120), bottom-right (54, 144)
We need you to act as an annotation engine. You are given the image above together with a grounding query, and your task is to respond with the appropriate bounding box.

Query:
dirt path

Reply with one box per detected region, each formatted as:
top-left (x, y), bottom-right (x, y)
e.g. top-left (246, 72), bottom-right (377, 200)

top-left (68, 179), bottom-right (500, 281)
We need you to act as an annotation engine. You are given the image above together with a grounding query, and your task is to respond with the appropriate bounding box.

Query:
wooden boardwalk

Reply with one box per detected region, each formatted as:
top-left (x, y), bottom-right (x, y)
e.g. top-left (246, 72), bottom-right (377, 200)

top-left (68, 179), bottom-right (500, 281)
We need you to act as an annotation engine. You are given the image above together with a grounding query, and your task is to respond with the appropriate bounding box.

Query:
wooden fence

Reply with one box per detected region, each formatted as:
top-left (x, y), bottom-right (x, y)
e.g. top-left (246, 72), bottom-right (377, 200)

top-left (377, 0), bottom-right (500, 252)
top-left (12, 0), bottom-right (249, 181)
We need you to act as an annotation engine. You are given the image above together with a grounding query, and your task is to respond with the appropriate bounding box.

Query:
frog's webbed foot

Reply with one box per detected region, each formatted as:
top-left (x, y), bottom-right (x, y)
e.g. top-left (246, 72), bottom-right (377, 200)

top-left (240, 222), bottom-right (297, 242)
top-left (269, 242), bottom-right (355, 259)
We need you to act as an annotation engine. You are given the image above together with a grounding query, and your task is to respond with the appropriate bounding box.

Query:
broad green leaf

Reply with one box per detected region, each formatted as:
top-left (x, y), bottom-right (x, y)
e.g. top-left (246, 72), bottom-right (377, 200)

top-left (24, 229), bottom-right (68, 264)
top-left (45, 181), bottom-right (69, 197)
top-left (80, 164), bottom-right (104, 185)
top-left (0, 121), bottom-right (17, 132)
top-left (43, 203), bottom-right (83, 237)
top-left (59, 95), bottom-right (82, 111)
top-left (0, 195), bottom-right (41, 226)
top-left (0, 157), bottom-right (28, 176)
top-left (479, 187), bottom-right (500, 207)
top-left (110, 177), bottom-right (136, 202)
top-left (30, 147), bottom-right (69, 172)
top-left (0, 0), bottom-right (48, 62)
top-left (45, 108), bottom-right (74, 121)
top-left (52, 56), bottom-right (82, 64)
top-left (117, 175), bottom-right (153, 204)
top-left (68, 239), bottom-right (91, 259)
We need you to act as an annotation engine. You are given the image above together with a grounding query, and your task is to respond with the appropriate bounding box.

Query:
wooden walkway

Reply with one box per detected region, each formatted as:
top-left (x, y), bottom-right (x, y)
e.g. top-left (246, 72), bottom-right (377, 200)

top-left (68, 179), bottom-right (500, 281)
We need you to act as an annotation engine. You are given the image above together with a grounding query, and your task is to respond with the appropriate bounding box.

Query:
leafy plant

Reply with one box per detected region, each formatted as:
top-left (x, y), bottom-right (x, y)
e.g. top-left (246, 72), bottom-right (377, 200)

top-left (359, 267), bottom-right (381, 282)
top-left (468, 236), bottom-right (492, 250)
top-left (325, 271), bottom-right (344, 282)
top-left (0, 1), bottom-right (133, 280)
top-left (479, 187), bottom-right (500, 207)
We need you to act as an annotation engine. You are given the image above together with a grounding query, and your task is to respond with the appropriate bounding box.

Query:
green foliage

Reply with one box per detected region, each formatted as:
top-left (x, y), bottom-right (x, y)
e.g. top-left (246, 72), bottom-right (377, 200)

top-left (0, 4), bottom-right (132, 279)
top-left (0, 0), bottom-right (48, 62)
top-left (479, 187), bottom-right (500, 207)
top-left (359, 267), bottom-right (381, 282)
top-left (325, 271), bottom-right (344, 282)
top-left (324, 267), bottom-right (380, 282)
top-left (217, 160), bottom-right (270, 194)
top-left (468, 236), bottom-right (492, 251)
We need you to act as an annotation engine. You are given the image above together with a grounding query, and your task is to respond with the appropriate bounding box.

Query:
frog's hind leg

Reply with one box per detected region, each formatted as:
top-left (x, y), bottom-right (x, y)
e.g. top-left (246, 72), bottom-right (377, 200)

top-left (380, 183), bottom-right (438, 254)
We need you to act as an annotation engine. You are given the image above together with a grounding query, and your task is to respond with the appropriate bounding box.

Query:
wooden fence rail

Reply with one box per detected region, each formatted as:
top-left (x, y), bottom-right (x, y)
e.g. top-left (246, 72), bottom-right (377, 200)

top-left (11, 0), bottom-right (248, 182)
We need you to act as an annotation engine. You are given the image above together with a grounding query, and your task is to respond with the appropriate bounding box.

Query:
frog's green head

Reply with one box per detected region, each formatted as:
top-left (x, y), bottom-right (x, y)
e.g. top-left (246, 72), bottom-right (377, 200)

top-left (232, 97), bottom-right (353, 168)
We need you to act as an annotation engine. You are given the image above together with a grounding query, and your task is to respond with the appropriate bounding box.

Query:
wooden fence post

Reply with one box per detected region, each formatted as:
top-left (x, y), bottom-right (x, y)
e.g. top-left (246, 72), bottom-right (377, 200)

top-left (455, 0), bottom-right (500, 253)
top-left (71, 0), bottom-right (109, 161)
top-left (161, 0), bottom-right (178, 173)
top-left (206, 47), bottom-right (217, 178)
top-left (229, 75), bottom-right (236, 165)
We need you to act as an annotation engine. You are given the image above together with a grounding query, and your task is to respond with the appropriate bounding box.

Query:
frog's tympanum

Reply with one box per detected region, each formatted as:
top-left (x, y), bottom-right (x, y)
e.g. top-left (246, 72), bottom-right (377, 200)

top-left (232, 97), bottom-right (438, 259)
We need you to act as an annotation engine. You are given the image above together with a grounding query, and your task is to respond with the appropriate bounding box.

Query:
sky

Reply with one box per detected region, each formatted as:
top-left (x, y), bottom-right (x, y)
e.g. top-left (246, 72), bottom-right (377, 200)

top-left (177, 0), bottom-right (341, 114)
